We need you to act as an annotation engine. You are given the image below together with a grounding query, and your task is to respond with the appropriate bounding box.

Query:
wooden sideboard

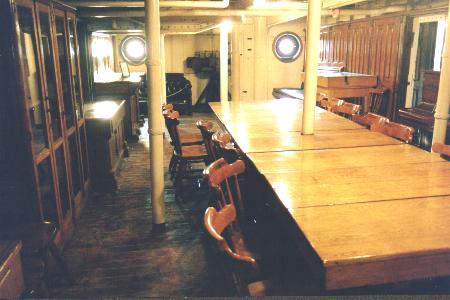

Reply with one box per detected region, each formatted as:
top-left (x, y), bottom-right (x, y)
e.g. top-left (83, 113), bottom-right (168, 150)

top-left (0, 241), bottom-right (24, 299)
top-left (85, 100), bottom-right (126, 191)
top-left (93, 73), bottom-right (142, 142)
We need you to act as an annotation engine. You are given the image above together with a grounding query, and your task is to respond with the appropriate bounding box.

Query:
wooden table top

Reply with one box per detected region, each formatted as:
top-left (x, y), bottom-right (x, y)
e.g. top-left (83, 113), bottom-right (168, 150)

top-left (209, 99), bottom-right (450, 291)
top-left (248, 144), bottom-right (444, 173)
top-left (235, 130), bottom-right (401, 153)
top-left (211, 100), bottom-right (363, 135)
top-left (291, 195), bottom-right (450, 290)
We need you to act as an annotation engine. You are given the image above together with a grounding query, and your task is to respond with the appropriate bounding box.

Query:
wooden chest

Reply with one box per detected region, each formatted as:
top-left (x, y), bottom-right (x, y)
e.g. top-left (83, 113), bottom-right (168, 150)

top-left (0, 241), bottom-right (24, 299)
top-left (85, 100), bottom-right (126, 191)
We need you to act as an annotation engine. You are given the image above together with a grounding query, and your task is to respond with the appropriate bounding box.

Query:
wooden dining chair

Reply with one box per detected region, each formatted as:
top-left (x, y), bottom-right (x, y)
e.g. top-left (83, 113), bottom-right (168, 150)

top-left (163, 110), bottom-right (202, 146)
top-left (162, 103), bottom-right (173, 112)
top-left (316, 92), bottom-right (328, 107)
top-left (352, 112), bottom-right (389, 130)
top-left (164, 111), bottom-right (208, 196)
top-left (212, 131), bottom-right (240, 163)
top-left (331, 101), bottom-right (360, 119)
top-left (204, 204), bottom-right (267, 296)
top-left (323, 97), bottom-right (344, 111)
top-left (196, 120), bottom-right (216, 163)
top-left (204, 158), bottom-right (245, 211)
top-left (373, 121), bottom-right (415, 143)
top-left (369, 87), bottom-right (388, 114)
top-left (432, 143), bottom-right (450, 157)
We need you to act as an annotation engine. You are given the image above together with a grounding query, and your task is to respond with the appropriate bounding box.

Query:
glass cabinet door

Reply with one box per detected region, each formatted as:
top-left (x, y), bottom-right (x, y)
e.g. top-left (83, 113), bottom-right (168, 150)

top-left (37, 157), bottom-right (59, 226)
top-left (54, 11), bottom-right (75, 130)
top-left (37, 5), bottom-right (62, 141)
top-left (67, 14), bottom-right (83, 121)
top-left (68, 134), bottom-right (81, 196)
top-left (16, 4), bottom-right (49, 156)
top-left (55, 147), bottom-right (71, 218)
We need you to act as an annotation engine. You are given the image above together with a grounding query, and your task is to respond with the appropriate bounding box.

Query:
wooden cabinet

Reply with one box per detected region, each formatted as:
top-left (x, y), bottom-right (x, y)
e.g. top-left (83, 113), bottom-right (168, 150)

top-left (93, 74), bottom-right (142, 142)
top-left (85, 100), bottom-right (126, 191)
top-left (0, 0), bottom-right (89, 243)
top-left (0, 242), bottom-right (24, 299)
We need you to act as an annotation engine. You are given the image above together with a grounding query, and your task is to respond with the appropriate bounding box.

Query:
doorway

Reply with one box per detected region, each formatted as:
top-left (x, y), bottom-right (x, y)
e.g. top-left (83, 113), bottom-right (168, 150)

top-left (405, 15), bottom-right (447, 108)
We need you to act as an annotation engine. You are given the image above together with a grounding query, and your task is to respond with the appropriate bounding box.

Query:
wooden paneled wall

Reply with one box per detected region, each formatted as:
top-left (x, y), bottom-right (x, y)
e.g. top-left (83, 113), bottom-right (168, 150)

top-left (320, 16), bottom-right (406, 119)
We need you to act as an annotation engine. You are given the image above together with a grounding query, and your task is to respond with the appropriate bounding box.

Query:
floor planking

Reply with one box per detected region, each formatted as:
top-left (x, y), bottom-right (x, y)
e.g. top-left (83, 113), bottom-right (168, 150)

top-left (46, 110), bottom-right (450, 297)
top-left (47, 112), bottom-right (228, 298)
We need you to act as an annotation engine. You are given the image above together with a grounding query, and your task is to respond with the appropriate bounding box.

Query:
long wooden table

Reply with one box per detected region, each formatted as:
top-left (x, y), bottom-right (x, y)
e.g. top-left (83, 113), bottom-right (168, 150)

top-left (209, 99), bottom-right (450, 291)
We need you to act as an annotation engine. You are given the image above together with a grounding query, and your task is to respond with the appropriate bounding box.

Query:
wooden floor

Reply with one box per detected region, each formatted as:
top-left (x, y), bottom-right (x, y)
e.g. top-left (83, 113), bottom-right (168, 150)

top-left (47, 112), bottom-right (229, 298)
top-left (45, 110), bottom-right (450, 297)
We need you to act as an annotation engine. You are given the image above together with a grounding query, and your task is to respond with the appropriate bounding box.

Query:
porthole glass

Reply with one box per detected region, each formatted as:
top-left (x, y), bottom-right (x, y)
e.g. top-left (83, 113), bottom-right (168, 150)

top-left (120, 35), bottom-right (146, 65)
top-left (273, 32), bottom-right (302, 63)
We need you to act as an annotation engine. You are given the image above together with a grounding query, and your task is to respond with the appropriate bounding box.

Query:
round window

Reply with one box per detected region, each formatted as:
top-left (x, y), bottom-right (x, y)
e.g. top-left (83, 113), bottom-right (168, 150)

top-left (120, 35), bottom-right (146, 65)
top-left (273, 32), bottom-right (302, 63)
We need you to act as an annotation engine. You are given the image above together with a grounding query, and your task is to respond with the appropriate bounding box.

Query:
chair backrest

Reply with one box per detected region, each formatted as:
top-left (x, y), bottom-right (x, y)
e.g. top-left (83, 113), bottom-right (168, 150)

top-left (162, 103), bottom-right (174, 114)
top-left (204, 158), bottom-right (245, 211)
top-left (204, 204), bottom-right (257, 267)
top-left (196, 120), bottom-right (215, 162)
top-left (164, 110), bottom-right (183, 154)
top-left (332, 101), bottom-right (360, 118)
top-left (316, 92), bottom-right (328, 106)
top-left (352, 112), bottom-right (389, 130)
top-left (369, 87), bottom-right (388, 114)
top-left (212, 132), bottom-right (239, 163)
top-left (324, 97), bottom-right (344, 111)
top-left (374, 121), bottom-right (415, 143)
top-left (432, 143), bottom-right (450, 157)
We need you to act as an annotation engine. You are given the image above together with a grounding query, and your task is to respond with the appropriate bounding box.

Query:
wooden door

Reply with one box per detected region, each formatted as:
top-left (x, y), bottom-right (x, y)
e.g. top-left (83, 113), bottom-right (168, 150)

top-left (369, 17), bottom-right (402, 119)
top-left (347, 21), bottom-right (371, 74)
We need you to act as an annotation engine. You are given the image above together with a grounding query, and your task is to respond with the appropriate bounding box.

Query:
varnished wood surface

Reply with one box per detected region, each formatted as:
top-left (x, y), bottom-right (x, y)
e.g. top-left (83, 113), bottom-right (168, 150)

top-left (210, 100), bottom-right (363, 136)
top-left (261, 161), bottom-right (450, 208)
top-left (210, 99), bottom-right (450, 291)
top-left (291, 196), bottom-right (450, 290)
top-left (248, 144), bottom-right (443, 173)
top-left (234, 130), bottom-right (400, 153)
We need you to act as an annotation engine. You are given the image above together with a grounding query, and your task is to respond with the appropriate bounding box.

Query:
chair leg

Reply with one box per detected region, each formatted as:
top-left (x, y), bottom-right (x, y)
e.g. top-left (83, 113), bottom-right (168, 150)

top-left (169, 154), bottom-right (176, 179)
top-left (174, 159), bottom-right (186, 199)
top-left (170, 156), bottom-right (179, 180)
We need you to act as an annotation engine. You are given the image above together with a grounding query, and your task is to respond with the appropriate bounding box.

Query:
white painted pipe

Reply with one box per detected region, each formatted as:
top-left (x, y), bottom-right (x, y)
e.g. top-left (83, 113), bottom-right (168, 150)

top-left (231, 23), bottom-right (240, 102)
top-left (331, 6), bottom-right (407, 18)
top-left (302, 0), bottom-right (322, 135)
top-left (432, 1), bottom-right (450, 148)
top-left (160, 34), bottom-right (166, 104)
top-left (249, 1), bottom-right (308, 10)
top-left (163, 23), bottom-right (220, 35)
top-left (145, 0), bottom-right (165, 227)
top-left (71, 0), bottom-right (229, 8)
top-left (268, 14), bottom-right (307, 27)
top-left (220, 22), bottom-right (230, 104)
top-left (254, 17), bottom-right (268, 100)
top-left (79, 9), bottom-right (308, 18)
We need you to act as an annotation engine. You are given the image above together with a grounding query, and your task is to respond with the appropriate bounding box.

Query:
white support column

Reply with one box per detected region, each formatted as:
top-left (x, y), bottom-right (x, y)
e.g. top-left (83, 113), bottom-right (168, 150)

top-left (220, 22), bottom-right (230, 104)
top-left (145, 0), bottom-right (165, 229)
top-left (254, 17), bottom-right (268, 100)
top-left (160, 34), bottom-right (167, 104)
top-left (432, 3), bottom-right (450, 148)
top-left (231, 22), bottom-right (241, 102)
top-left (302, 0), bottom-right (323, 135)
